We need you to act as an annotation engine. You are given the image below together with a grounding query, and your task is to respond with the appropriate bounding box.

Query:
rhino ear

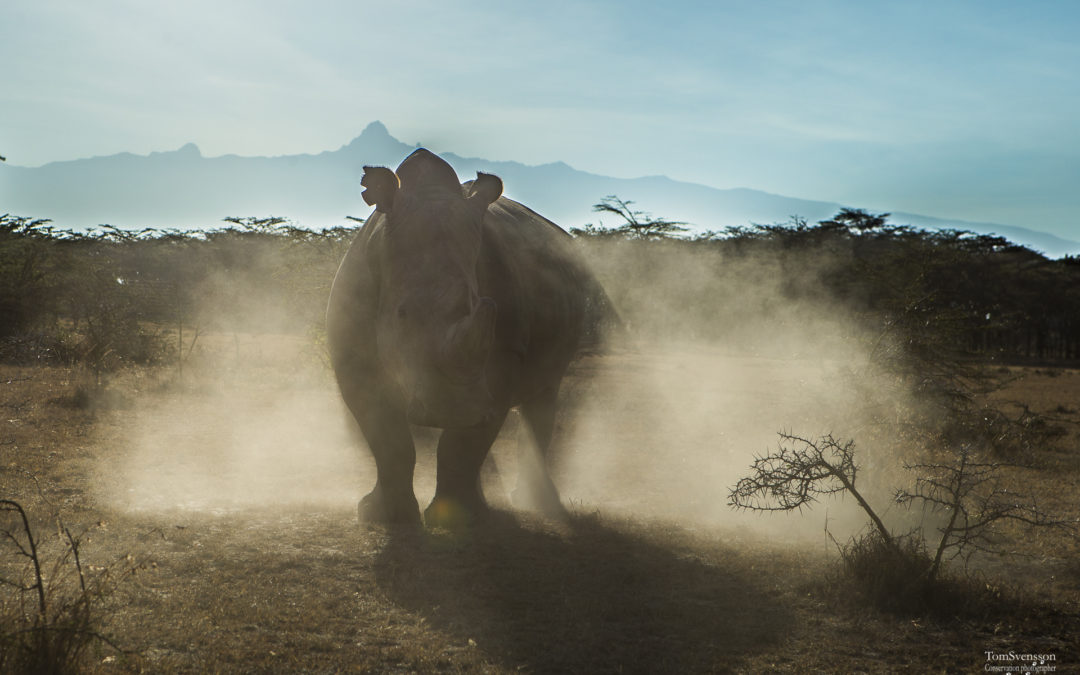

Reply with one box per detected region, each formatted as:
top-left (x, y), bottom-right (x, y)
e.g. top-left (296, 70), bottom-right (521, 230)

top-left (361, 166), bottom-right (400, 212)
top-left (468, 172), bottom-right (503, 207)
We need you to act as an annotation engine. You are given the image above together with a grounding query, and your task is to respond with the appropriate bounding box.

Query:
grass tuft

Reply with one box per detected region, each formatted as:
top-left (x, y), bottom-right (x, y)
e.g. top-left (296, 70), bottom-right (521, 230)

top-left (827, 530), bottom-right (1017, 620)
top-left (1, 500), bottom-right (133, 674)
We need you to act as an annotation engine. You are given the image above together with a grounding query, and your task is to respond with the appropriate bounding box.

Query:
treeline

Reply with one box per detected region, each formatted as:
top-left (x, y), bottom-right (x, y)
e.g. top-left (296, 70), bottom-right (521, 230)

top-left (575, 204), bottom-right (1080, 363)
top-left (0, 214), bottom-right (355, 371)
top-left (734, 209), bottom-right (1080, 362)
top-left (2, 206), bottom-right (1078, 373)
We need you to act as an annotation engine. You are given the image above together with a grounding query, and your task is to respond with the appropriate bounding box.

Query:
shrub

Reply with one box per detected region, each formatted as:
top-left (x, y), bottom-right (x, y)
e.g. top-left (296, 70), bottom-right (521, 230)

top-left (0, 500), bottom-right (132, 673)
top-left (729, 433), bottom-right (1075, 614)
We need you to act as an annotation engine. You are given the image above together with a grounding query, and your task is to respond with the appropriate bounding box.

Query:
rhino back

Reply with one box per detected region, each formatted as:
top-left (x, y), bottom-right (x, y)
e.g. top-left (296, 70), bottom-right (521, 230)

top-left (478, 197), bottom-right (604, 368)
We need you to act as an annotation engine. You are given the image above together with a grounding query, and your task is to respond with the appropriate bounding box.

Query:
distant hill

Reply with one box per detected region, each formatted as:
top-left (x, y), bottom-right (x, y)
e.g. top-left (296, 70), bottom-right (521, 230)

top-left (2, 121), bottom-right (1078, 257)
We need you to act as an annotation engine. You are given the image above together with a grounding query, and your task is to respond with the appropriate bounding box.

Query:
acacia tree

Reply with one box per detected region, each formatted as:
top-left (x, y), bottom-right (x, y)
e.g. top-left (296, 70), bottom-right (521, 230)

top-left (572, 196), bottom-right (689, 239)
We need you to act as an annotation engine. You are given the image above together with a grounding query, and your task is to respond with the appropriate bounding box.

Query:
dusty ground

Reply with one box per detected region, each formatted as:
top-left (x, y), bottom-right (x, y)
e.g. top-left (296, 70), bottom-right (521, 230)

top-left (2, 339), bottom-right (1079, 673)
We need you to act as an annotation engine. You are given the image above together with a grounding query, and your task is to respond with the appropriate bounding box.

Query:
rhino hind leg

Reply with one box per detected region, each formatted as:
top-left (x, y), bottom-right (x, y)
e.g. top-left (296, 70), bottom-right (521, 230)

top-left (512, 386), bottom-right (569, 519)
top-left (425, 410), bottom-right (508, 529)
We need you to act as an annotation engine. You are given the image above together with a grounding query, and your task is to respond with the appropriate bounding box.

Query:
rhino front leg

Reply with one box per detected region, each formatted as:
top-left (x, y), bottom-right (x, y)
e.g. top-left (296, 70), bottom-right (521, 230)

top-left (341, 381), bottom-right (421, 528)
top-left (425, 410), bottom-right (508, 529)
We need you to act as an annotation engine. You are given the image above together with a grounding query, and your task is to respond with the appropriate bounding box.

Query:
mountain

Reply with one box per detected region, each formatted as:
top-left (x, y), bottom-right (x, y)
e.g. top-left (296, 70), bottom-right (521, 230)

top-left (3, 121), bottom-right (1078, 257)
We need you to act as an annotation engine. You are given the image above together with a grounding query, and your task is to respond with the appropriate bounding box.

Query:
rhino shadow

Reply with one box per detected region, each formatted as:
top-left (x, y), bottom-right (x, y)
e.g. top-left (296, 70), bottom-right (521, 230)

top-left (373, 512), bottom-right (793, 673)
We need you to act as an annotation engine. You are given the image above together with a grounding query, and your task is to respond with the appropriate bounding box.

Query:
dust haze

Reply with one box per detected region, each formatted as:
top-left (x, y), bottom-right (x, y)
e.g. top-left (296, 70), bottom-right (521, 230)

top-left (549, 238), bottom-right (914, 542)
top-left (96, 234), bottom-right (917, 544)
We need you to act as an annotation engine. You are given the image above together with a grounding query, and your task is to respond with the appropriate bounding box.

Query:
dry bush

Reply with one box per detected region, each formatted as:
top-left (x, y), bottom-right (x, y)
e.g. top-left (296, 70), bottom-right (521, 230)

top-left (0, 500), bottom-right (134, 674)
top-left (896, 444), bottom-right (1075, 579)
top-left (826, 530), bottom-right (1001, 618)
top-left (729, 433), bottom-right (1075, 615)
top-left (831, 531), bottom-right (934, 613)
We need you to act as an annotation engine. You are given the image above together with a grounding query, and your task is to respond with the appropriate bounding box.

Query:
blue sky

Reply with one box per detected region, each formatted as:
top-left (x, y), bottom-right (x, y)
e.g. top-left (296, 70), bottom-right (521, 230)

top-left (2, 0), bottom-right (1078, 238)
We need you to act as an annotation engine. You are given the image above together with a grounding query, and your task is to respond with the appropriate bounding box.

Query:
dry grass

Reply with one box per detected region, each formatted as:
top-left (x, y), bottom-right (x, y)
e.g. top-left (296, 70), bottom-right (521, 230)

top-left (2, 349), bottom-right (1079, 673)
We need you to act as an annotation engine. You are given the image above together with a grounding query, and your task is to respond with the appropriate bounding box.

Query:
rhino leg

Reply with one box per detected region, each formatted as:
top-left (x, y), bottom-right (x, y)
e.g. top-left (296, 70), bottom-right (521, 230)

top-left (512, 385), bottom-right (569, 518)
top-left (342, 381), bottom-right (421, 528)
top-left (425, 410), bottom-right (508, 529)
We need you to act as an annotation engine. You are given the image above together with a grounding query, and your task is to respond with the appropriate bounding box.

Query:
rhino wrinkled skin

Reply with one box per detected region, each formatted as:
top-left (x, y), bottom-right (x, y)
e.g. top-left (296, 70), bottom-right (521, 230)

top-left (326, 149), bottom-right (615, 528)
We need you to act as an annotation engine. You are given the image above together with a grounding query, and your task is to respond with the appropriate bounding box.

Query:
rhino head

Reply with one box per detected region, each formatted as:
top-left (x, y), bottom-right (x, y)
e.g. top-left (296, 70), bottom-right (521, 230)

top-left (361, 150), bottom-right (503, 428)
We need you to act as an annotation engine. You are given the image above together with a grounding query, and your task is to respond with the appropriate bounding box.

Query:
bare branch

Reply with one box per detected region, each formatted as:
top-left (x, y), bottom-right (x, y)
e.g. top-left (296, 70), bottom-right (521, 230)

top-left (0, 499), bottom-right (47, 620)
top-left (729, 433), bottom-right (893, 544)
top-left (896, 444), bottom-right (1077, 580)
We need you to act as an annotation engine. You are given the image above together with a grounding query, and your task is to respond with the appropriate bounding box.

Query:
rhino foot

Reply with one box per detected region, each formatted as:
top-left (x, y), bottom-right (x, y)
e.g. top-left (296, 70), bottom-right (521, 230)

top-left (424, 497), bottom-right (490, 531)
top-left (358, 489), bottom-right (422, 529)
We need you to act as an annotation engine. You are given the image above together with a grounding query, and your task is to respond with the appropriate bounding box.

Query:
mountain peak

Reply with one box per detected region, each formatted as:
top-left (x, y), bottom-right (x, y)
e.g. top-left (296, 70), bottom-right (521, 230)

top-left (360, 121), bottom-right (391, 139)
top-left (340, 121), bottom-right (412, 162)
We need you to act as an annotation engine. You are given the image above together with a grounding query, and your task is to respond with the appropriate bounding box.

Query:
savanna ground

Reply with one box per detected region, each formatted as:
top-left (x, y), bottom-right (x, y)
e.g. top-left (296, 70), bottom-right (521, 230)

top-left (2, 331), bottom-right (1079, 673)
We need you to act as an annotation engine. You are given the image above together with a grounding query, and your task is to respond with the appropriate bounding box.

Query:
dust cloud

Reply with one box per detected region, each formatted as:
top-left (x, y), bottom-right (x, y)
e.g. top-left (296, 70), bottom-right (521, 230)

top-left (544, 238), bottom-right (918, 543)
top-left (94, 337), bottom-right (373, 515)
top-left (96, 235), bottom-right (917, 544)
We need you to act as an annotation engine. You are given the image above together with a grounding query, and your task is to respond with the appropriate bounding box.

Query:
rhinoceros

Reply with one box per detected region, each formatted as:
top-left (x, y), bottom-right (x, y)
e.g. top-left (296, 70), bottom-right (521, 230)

top-left (327, 148), bottom-right (616, 528)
